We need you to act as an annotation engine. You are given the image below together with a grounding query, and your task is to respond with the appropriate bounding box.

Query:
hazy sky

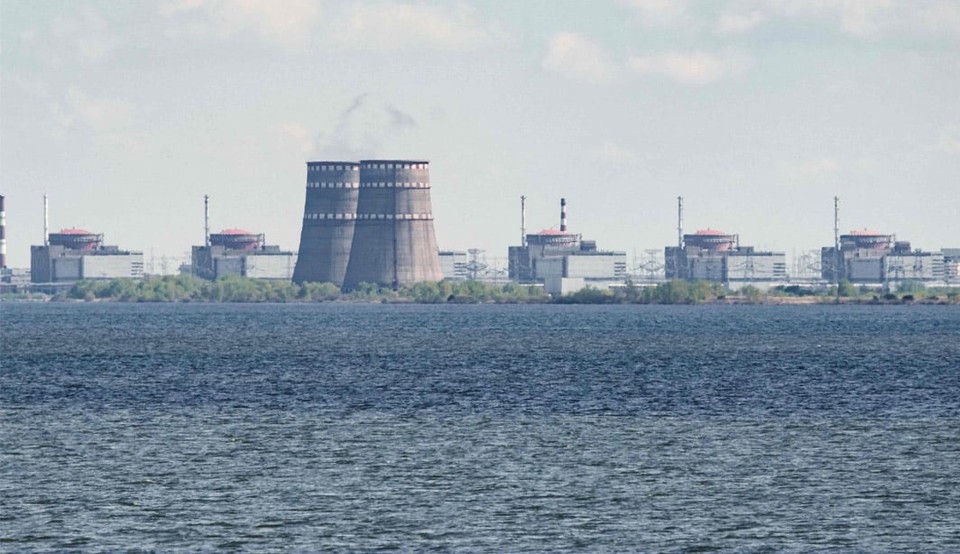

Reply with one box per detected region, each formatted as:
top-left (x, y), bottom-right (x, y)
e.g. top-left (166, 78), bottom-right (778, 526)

top-left (2, 0), bottom-right (959, 270)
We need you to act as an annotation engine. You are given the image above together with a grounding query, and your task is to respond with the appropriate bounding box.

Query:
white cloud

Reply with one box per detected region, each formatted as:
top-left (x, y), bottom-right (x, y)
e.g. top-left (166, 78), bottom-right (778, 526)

top-left (541, 32), bottom-right (618, 84)
top-left (307, 94), bottom-right (419, 160)
top-left (744, 0), bottom-right (897, 38)
top-left (716, 10), bottom-right (765, 35)
top-left (836, 0), bottom-right (892, 37)
top-left (329, 2), bottom-right (494, 51)
top-left (628, 50), bottom-right (749, 85)
top-left (712, 0), bottom-right (924, 39)
top-left (62, 87), bottom-right (138, 133)
top-left (279, 123), bottom-right (313, 155)
top-left (915, 3), bottom-right (960, 35)
top-left (934, 125), bottom-right (960, 155)
top-left (591, 141), bottom-right (640, 166)
top-left (782, 157), bottom-right (840, 178)
top-left (618, 0), bottom-right (690, 26)
top-left (159, 0), bottom-right (320, 49)
top-left (23, 6), bottom-right (122, 67)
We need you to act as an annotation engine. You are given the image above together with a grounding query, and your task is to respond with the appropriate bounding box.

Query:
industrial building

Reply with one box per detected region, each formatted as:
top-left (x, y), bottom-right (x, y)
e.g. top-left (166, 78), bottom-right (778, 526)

top-left (821, 230), bottom-right (946, 284)
top-left (340, 160), bottom-right (443, 290)
top-left (665, 230), bottom-right (787, 285)
top-left (292, 161), bottom-right (360, 286)
top-left (192, 229), bottom-right (295, 280)
top-left (439, 250), bottom-right (468, 280)
top-left (31, 228), bottom-right (144, 283)
top-left (943, 249), bottom-right (960, 284)
top-left (508, 198), bottom-right (627, 290)
top-left (663, 198), bottom-right (787, 287)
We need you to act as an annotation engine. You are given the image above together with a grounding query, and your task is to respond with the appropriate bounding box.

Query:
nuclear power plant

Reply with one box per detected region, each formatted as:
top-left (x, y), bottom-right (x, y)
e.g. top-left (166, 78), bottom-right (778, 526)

top-left (6, 170), bottom-right (960, 294)
top-left (508, 197), bottom-right (627, 294)
top-left (30, 228), bottom-right (144, 283)
top-left (664, 197), bottom-right (788, 286)
top-left (820, 230), bottom-right (946, 284)
top-left (294, 159), bottom-right (443, 290)
top-left (190, 196), bottom-right (296, 280)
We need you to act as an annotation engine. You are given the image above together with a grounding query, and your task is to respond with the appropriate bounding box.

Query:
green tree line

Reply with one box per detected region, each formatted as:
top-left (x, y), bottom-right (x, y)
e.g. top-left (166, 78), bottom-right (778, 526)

top-left (61, 275), bottom-right (547, 303)
top-left (44, 275), bottom-right (960, 304)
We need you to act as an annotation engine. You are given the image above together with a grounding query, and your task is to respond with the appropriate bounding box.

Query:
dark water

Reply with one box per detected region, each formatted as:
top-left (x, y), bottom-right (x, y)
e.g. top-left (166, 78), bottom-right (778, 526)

top-left (1, 303), bottom-right (959, 552)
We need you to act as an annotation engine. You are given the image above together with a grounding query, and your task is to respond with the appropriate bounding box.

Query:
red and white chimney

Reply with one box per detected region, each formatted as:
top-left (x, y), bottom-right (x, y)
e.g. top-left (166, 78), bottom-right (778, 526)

top-left (560, 197), bottom-right (568, 232)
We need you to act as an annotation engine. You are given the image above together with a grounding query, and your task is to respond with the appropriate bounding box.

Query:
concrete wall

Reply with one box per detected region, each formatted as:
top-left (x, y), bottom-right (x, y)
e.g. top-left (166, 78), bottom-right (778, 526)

top-left (565, 254), bottom-right (627, 279)
top-left (343, 160), bottom-right (442, 289)
top-left (293, 162), bottom-right (360, 286)
top-left (726, 253), bottom-right (787, 282)
top-left (246, 253), bottom-right (296, 280)
top-left (536, 257), bottom-right (565, 280)
top-left (82, 254), bottom-right (145, 279)
top-left (30, 245), bottom-right (53, 283)
top-left (439, 251), bottom-right (467, 280)
top-left (690, 256), bottom-right (725, 281)
top-left (215, 257), bottom-right (244, 278)
top-left (545, 277), bottom-right (586, 295)
top-left (884, 253), bottom-right (945, 281)
top-left (53, 257), bottom-right (81, 281)
top-left (847, 257), bottom-right (883, 282)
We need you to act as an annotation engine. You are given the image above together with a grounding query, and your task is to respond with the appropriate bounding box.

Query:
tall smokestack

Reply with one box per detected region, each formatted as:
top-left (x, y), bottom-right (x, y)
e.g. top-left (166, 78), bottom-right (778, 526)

top-left (204, 194), bottom-right (210, 247)
top-left (560, 198), bottom-right (568, 232)
top-left (43, 194), bottom-right (49, 247)
top-left (521, 195), bottom-right (527, 247)
top-left (834, 195), bottom-right (840, 286)
top-left (0, 194), bottom-right (6, 269)
top-left (677, 196), bottom-right (683, 248)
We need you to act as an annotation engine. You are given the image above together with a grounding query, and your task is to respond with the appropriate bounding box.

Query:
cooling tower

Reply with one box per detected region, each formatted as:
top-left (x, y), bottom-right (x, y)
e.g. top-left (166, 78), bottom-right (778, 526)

top-left (342, 160), bottom-right (442, 290)
top-left (292, 161), bottom-right (360, 286)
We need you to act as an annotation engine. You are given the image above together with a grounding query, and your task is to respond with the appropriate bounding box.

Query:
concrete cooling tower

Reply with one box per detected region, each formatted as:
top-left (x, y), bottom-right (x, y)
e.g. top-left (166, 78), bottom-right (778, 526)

top-left (341, 160), bottom-right (442, 290)
top-left (292, 161), bottom-right (360, 286)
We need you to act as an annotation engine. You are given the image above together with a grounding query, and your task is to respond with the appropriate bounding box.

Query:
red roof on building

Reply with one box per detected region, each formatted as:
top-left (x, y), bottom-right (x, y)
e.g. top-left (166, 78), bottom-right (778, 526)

top-left (59, 228), bottom-right (95, 235)
top-left (219, 229), bottom-right (253, 235)
top-left (694, 229), bottom-right (729, 236)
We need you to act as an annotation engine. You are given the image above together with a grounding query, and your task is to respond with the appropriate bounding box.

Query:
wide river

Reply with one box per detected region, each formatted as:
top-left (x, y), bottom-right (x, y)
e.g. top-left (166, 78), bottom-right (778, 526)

top-left (1, 303), bottom-right (958, 551)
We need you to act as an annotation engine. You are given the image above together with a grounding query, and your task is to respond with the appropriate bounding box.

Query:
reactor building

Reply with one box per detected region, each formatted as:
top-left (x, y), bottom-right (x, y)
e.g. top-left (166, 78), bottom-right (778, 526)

top-left (820, 230), bottom-right (946, 284)
top-left (294, 159), bottom-right (443, 290)
top-left (31, 228), bottom-right (144, 283)
top-left (508, 198), bottom-right (627, 292)
top-left (191, 229), bottom-right (295, 280)
top-left (663, 198), bottom-right (786, 287)
top-left (665, 230), bottom-right (787, 285)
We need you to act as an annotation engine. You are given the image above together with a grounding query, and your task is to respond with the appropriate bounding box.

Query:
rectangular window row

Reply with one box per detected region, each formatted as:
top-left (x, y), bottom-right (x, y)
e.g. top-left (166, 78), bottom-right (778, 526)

top-left (308, 165), bottom-right (360, 172)
top-left (359, 182), bottom-right (430, 189)
top-left (361, 163), bottom-right (427, 170)
top-left (304, 212), bottom-right (433, 220)
top-left (304, 213), bottom-right (357, 220)
top-left (356, 213), bottom-right (433, 220)
top-left (307, 182), bottom-right (360, 189)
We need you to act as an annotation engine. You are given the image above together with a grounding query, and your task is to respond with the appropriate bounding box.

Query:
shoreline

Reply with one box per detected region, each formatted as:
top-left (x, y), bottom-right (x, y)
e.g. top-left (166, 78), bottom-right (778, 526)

top-left (2, 295), bottom-right (955, 306)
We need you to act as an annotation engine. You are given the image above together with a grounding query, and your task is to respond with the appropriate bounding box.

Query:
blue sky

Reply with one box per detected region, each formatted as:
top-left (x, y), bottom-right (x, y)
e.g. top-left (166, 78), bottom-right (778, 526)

top-left (2, 0), bottom-right (959, 270)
